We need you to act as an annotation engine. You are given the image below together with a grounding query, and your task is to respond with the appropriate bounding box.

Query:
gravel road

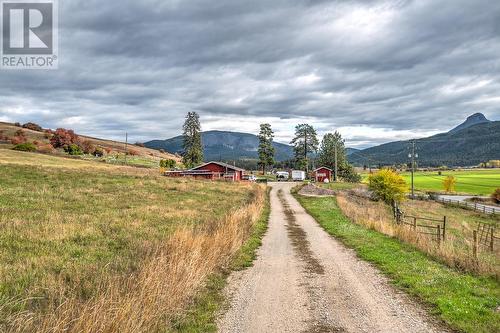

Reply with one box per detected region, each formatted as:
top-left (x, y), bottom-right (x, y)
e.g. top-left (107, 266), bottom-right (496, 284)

top-left (217, 182), bottom-right (450, 333)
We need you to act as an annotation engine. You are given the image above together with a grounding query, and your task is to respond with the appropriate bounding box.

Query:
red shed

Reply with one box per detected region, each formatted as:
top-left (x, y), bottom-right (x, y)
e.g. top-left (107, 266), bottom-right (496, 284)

top-left (313, 167), bottom-right (332, 183)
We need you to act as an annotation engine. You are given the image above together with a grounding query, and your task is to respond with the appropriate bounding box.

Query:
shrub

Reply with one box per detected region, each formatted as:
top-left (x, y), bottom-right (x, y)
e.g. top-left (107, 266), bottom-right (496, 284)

top-left (50, 128), bottom-right (79, 148)
top-left (14, 122), bottom-right (21, 127)
top-left (22, 122), bottom-right (43, 132)
top-left (443, 176), bottom-right (456, 193)
top-left (10, 135), bottom-right (27, 145)
top-left (127, 149), bottom-right (140, 156)
top-left (339, 164), bottom-right (362, 183)
top-left (368, 169), bottom-right (408, 204)
top-left (94, 147), bottom-right (104, 157)
top-left (492, 188), bottom-right (500, 204)
top-left (13, 142), bottom-right (36, 152)
top-left (80, 140), bottom-right (96, 154)
top-left (160, 159), bottom-right (176, 169)
top-left (64, 144), bottom-right (83, 155)
top-left (36, 143), bottom-right (56, 154)
top-left (135, 142), bottom-right (145, 147)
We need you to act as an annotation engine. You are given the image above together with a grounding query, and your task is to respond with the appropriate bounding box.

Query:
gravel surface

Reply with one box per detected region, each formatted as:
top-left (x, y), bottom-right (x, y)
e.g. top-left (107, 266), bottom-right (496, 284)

top-left (217, 182), bottom-right (450, 333)
top-left (299, 184), bottom-right (337, 197)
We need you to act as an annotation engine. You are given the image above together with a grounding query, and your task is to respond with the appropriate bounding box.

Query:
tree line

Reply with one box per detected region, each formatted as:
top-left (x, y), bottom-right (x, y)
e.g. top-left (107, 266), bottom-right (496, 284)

top-left (181, 112), bottom-right (360, 182)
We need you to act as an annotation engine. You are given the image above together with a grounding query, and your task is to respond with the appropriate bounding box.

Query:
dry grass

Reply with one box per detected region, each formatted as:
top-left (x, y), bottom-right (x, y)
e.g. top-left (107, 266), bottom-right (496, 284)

top-left (0, 151), bottom-right (266, 332)
top-left (336, 193), bottom-right (499, 279)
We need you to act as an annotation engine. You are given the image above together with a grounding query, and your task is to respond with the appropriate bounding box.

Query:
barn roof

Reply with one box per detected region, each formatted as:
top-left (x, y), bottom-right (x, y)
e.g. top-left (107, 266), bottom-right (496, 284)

top-left (190, 161), bottom-right (245, 172)
top-left (313, 167), bottom-right (332, 172)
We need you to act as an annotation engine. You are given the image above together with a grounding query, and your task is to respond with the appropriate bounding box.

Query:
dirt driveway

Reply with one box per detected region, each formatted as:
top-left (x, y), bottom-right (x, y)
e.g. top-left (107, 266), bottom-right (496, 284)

top-left (217, 182), bottom-right (449, 333)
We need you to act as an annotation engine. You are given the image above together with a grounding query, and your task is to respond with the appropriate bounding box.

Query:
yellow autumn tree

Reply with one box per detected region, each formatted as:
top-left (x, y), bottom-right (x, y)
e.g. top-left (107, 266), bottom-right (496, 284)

top-left (443, 176), bottom-right (456, 193)
top-left (368, 169), bottom-right (408, 204)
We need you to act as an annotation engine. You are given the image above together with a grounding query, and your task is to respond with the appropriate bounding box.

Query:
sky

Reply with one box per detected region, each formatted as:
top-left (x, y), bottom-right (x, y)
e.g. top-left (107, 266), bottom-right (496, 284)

top-left (1, 0), bottom-right (499, 148)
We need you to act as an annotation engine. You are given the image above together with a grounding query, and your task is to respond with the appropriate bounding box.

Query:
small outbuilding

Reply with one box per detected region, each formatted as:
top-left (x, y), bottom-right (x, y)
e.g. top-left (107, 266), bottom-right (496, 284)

top-left (165, 161), bottom-right (245, 181)
top-left (313, 167), bottom-right (333, 183)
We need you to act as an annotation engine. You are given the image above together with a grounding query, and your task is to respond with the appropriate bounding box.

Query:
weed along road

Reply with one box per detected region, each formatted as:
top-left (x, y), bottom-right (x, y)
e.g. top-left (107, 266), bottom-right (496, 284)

top-left (218, 182), bottom-right (448, 333)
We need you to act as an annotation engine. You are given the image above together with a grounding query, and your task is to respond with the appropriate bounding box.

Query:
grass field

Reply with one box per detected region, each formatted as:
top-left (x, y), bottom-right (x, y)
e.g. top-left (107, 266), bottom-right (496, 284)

top-left (362, 169), bottom-right (500, 196)
top-left (295, 193), bottom-right (500, 333)
top-left (0, 150), bottom-right (265, 332)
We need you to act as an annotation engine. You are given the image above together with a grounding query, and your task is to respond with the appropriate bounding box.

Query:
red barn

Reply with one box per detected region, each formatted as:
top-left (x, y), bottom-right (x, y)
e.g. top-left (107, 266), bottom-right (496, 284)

top-left (313, 167), bottom-right (332, 183)
top-left (165, 161), bottom-right (244, 181)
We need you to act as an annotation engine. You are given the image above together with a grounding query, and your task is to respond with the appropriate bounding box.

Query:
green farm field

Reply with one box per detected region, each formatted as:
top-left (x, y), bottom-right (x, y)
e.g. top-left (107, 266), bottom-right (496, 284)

top-left (362, 169), bottom-right (500, 196)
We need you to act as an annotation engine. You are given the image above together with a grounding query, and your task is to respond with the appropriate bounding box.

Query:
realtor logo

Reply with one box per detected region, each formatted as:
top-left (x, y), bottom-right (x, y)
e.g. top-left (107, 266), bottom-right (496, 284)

top-left (1, 0), bottom-right (58, 69)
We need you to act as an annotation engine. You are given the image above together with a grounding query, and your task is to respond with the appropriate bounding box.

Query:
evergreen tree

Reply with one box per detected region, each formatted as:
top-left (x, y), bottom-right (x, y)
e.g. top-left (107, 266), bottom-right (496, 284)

top-left (318, 131), bottom-right (360, 182)
top-left (182, 112), bottom-right (203, 168)
top-left (257, 123), bottom-right (275, 174)
top-left (290, 124), bottom-right (318, 172)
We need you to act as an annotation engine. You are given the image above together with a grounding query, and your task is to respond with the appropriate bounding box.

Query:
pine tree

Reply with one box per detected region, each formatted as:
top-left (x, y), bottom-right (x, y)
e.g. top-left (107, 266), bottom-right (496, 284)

top-left (318, 131), bottom-right (360, 182)
top-left (290, 124), bottom-right (318, 172)
top-left (258, 123), bottom-right (275, 174)
top-left (182, 112), bottom-right (203, 168)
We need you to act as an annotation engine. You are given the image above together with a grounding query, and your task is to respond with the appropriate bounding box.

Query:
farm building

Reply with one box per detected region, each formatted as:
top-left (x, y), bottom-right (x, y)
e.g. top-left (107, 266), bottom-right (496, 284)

top-left (165, 161), bottom-right (245, 181)
top-left (312, 167), bottom-right (333, 183)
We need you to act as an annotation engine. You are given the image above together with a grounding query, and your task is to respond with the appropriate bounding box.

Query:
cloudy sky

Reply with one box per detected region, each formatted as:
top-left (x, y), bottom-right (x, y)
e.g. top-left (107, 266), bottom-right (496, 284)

top-left (1, 0), bottom-right (499, 148)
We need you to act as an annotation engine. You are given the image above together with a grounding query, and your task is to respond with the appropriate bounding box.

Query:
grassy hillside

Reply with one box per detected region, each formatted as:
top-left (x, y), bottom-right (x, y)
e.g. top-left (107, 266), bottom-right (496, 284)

top-left (0, 150), bottom-right (265, 332)
top-left (0, 122), bottom-right (181, 167)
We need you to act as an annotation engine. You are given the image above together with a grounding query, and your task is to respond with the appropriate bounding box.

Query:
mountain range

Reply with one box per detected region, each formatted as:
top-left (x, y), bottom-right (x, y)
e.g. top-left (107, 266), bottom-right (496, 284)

top-left (145, 113), bottom-right (499, 167)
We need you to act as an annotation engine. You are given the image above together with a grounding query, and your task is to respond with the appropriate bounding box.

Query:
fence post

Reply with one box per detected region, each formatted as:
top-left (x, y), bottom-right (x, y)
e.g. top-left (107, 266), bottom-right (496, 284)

top-left (490, 228), bottom-right (495, 252)
top-left (474, 202), bottom-right (477, 211)
top-left (442, 216), bottom-right (446, 241)
top-left (413, 217), bottom-right (417, 231)
top-left (437, 225), bottom-right (441, 246)
top-left (473, 230), bottom-right (478, 259)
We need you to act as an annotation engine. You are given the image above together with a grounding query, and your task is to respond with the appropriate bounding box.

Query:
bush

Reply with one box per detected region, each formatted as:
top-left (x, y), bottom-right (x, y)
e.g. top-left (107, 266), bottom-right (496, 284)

top-left (80, 140), bottom-right (96, 154)
top-left (64, 144), bottom-right (83, 155)
top-left (50, 128), bottom-right (79, 148)
top-left (22, 122), bottom-right (43, 132)
top-left (368, 169), bottom-right (408, 204)
top-left (339, 164), bottom-right (361, 183)
top-left (492, 188), bottom-right (500, 204)
top-left (160, 159), bottom-right (176, 169)
top-left (127, 149), bottom-right (140, 156)
top-left (135, 142), bottom-right (145, 147)
top-left (94, 147), bottom-right (104, 157)
top-left (443, 176), bottom-right (456, 193)
top-left (14, 122), bottom-right (21, 127)
top-left (10, 135), bottom-right (27, 145)
top-left (36, 143), bottom-right (55, 154)
top-left (13, 142), bottom-right (36, 152)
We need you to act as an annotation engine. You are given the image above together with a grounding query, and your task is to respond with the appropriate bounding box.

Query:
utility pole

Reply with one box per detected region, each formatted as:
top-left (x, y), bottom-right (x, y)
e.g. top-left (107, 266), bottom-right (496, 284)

top-left (409, 140), bottom-right (418, 199)
top-left (125, 132), bottom-right (128, 165)
top-left (334, 143), bottom-right (338, 182)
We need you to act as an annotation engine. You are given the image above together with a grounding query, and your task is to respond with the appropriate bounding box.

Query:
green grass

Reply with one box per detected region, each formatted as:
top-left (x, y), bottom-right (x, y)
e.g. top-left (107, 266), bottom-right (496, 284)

top-left (294, 193), bottom-right (500, 333)
top-left (0, 151), bottom-right (258, 328)
top-left (171, 188), bottom-right (271, 333)
top-left (361, 169), bottom-right (500, 195)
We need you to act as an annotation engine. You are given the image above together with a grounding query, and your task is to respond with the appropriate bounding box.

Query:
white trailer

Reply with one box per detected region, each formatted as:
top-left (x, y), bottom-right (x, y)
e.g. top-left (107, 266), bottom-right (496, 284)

top-left (291, 170), bottom-right (306, 181)
top-left (276, 171), bottom-right (290, 181)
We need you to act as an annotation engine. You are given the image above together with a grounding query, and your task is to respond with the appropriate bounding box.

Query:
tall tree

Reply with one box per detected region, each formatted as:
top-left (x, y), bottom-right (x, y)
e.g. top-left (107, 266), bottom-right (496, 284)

top-left (182, 112), bottom-right (203, 168)
top-left (318, 131), bottom-right (360, 182)
top-left (290, 124), bottom-right (318, 172)
top-left (257, 123), bottom-right (275, 174)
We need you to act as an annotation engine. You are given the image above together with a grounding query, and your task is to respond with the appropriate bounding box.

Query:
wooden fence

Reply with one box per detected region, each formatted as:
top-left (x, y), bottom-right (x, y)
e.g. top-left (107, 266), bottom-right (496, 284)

top-left (398, 214), bottom-right (446, 244)
top-left (436, 197), bottom-right (498, 215)
top-left (472, 223), bottom-right (499, 257)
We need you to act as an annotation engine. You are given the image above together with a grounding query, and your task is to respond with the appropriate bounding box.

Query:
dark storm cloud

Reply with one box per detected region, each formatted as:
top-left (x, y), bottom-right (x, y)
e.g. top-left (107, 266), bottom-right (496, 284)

top-left (1, 0), bottom-right (499, 147)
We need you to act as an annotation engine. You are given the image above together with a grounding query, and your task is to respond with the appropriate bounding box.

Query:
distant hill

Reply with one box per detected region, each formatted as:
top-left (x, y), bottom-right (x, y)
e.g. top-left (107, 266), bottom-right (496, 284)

top-left (145, 130), bottom-right (295, 162)
top-left (346, 148), bottom-right (360, 156)
top-left (349, 115), bottom-right (499, 167)
top-left (449, 113), bottom-right (491, 133)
